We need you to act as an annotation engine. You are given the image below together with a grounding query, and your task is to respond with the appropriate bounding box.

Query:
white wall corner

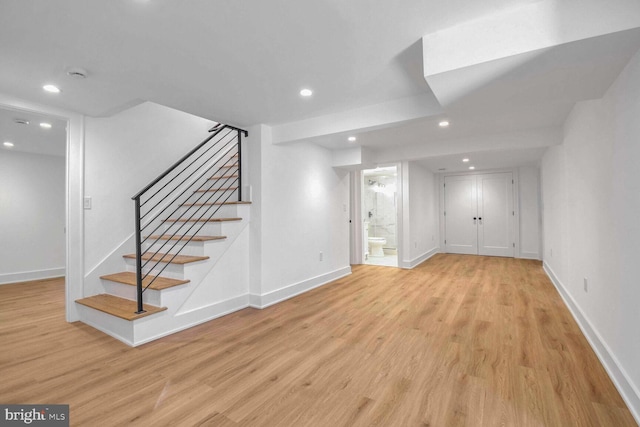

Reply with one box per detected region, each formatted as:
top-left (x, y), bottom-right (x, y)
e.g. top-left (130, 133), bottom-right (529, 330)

top-left (251, 266), bottom-right (351, 309)
top-left (400, 247), bottom-right (439, 269)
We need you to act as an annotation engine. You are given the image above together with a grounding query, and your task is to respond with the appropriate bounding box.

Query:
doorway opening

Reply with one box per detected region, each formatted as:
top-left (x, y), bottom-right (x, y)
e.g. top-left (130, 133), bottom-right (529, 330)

top-left (0, 106), bottom-right (67, 286)
top-left (362, 166), bottom-right (398, 267)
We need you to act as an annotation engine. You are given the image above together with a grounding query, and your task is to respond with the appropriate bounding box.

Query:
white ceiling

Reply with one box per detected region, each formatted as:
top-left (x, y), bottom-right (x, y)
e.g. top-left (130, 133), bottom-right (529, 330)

top-left (0, 0), bottom-right (539, 124)
top-left (0, 107), bottom-right (67, 157)
top-left (0, 1), bottom-right (639, 171)
top-left (417, 147), bottom-right (548, 174)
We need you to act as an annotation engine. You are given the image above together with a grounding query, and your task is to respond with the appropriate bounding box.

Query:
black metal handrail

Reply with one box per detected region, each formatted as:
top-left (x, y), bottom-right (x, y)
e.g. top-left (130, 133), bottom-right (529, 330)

top-left (132, 124), bottom-right (248, 314)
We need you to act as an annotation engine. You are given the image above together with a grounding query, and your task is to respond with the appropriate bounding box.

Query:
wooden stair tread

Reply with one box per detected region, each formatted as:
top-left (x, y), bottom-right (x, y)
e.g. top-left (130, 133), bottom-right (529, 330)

top-left (194, 186), bottom-right (238, 192)
top-left (181, 201), bottom-right (251, 207)
top-left (123, 253), bottom-right (209, 264)
top-left (76, 294), bottom-right (166, 320)
top-left (217, 163), bottom-right (238, 169)
top-left (148, 235), bottom-right (227, 242)
top-left (100, 272), bottom-right (189, 290)
top-left (166, 217), bottom-right (242, 223)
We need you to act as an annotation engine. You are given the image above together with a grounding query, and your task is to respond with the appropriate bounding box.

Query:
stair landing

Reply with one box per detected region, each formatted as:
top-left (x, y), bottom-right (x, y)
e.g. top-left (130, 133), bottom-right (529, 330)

top-left (76, 294), bottom-right (166, 320)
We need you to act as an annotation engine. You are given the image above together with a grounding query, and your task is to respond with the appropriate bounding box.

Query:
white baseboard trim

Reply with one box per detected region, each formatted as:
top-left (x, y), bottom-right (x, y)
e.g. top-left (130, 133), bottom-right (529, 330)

top-left (250, 266), bottom-right (352, 309)
top-left (134, 294), bottom-right (250, 347)
top-left (0, 267), bottom-right (65, 285)
top-left (519, 252), bottom-right (540, 260)
top-left (400, 247), bottom-right (439, 269)
top-left (543, 262), bottom-right (640, 425)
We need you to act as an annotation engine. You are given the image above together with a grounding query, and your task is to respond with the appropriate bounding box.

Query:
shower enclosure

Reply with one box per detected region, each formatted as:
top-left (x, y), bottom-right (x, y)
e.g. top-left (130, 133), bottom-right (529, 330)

top-left (362, 166), bottom-right (398, 267)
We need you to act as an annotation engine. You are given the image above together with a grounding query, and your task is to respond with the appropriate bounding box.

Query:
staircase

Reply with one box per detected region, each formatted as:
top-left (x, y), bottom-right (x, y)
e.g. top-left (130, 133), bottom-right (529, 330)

top-left (76, 124), bottom-right (251, 346)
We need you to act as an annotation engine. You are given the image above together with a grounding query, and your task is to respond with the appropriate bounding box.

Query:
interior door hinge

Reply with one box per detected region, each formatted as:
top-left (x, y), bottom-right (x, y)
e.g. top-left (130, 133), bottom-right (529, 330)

top-left (512, 179), bottom-right (514, 184)
top-left (513, 243), bottom-right (515, 248)
top-left (512, 211), bottom-right (515, 216)
top-left (444, 211), bottom-right (446, 216)
top-left (445, 239), bottom-right (447, 244)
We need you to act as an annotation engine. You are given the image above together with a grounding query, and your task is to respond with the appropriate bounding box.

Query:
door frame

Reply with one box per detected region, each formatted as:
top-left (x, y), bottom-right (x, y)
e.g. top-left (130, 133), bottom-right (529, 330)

top-left (439, 168), bottom-right (521, 257)
top-left (350, 162), bottom-right (403, 266)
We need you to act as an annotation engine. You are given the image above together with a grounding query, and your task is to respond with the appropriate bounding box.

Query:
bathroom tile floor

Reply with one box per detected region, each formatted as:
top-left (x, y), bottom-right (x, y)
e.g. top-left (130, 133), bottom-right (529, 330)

top-left (365, 254), bottom-right (398, 267)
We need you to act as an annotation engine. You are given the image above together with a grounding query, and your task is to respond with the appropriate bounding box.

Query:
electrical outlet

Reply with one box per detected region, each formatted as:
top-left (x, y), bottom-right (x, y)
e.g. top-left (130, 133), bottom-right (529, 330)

top-left (83, 197), bottom-right (92, 210)
top-left (584, 277), bottom-right (588, 292)
top-left (319, 252), bottom-right (323, 261)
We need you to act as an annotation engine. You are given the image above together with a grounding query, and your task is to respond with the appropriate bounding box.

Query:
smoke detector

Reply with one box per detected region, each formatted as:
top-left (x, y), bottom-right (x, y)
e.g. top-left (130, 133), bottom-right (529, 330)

top-left (66, 67), bottom-right (88, 79)
top-left (13, 118), bottom-right (30, 125)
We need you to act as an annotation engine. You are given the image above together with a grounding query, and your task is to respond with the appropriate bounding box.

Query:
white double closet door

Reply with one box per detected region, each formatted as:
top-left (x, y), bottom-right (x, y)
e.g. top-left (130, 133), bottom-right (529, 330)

top-left (444, 172), bottom-right (514, 257)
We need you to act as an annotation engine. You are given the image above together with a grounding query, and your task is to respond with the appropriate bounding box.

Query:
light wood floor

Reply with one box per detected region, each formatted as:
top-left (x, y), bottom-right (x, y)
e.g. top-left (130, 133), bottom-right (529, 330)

top-left (0, 254), bottom-right (635, 426)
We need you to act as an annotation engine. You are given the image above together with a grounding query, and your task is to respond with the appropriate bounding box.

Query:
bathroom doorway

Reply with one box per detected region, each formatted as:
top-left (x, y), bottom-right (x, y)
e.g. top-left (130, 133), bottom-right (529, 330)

top-left (362, 166), bottom-right (398, 267)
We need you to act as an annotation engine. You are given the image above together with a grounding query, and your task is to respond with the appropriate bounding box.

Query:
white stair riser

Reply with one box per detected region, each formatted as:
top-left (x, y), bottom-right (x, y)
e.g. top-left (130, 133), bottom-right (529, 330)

top-left (204, 178), bottom-right (239, 190)
top-left (185, 188), bottom-right (238, 205)
top-left (162, 221), bottom-right (223, 236)
top-left (103, 280), bottom-right (162, 306)
top-left (145, 240), bottom-right (207, 257)
top-left (125, 259), bottom-right (186, 279)
top-left (176, 204), bottom-right (239, 218)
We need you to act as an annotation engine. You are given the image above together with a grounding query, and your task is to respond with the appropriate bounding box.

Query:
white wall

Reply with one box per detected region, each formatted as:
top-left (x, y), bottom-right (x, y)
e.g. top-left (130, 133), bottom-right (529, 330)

top-left (249, 125), bottom-right (351, 306)
top-left (0, 150), bottom-right (65, 283)
top-left (84, 102), bottom-right (215, 273)
top-left (518, 165), bottom-right (541, 259)
top-left (401, 161), bottom-right (439, 268)
top-left (541, 48), bottom-right (640, 421)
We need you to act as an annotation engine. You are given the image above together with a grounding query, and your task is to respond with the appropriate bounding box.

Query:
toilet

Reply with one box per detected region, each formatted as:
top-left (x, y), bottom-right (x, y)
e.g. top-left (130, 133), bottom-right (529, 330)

top-left (368, 237), bottom-right (387, 257)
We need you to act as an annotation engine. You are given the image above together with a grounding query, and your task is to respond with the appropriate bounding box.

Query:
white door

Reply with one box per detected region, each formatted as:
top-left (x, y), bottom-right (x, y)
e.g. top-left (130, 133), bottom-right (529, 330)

top-left (444, 175), bottom-right (478, 255)
top-left (477, 173), bottom-right (514, 257)
top-left (444, 172), bottom-right (514, 257)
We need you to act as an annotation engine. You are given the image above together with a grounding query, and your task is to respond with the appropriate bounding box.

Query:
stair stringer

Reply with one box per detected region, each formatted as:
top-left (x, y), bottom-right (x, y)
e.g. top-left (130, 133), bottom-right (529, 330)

top-left (83, 235), bottom-right (136, 302)
top-left (130, 206), bottom-right (251, 345)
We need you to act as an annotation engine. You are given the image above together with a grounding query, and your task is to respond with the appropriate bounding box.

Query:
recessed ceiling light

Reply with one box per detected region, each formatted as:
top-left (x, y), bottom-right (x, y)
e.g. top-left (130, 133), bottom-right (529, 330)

top-left (469, 166), bottom-right (475, 170)
top-left (300, 88), bottom-right (313, 97)
top-left (3, 141), bottom-right (14, 147)
top-left (348, 136), bottom-right (357, 142)
top-left (438, 168), bottom-right (446, 171)
top-left (43, 84), bottom-right (61, 93)
top-left (40, 122), bottom-right (52, 129)
top-left (462, 158), bottom-right (469, 162)
top-left (13, 118), bottom-right (30, 125)
top-left (439, 120), bottom-right (450, 127)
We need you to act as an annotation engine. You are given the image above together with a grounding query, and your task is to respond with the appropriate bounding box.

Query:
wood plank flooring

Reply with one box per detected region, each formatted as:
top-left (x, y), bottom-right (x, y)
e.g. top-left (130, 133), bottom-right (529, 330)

top-left (0, 255), bottom-right (635, 426)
